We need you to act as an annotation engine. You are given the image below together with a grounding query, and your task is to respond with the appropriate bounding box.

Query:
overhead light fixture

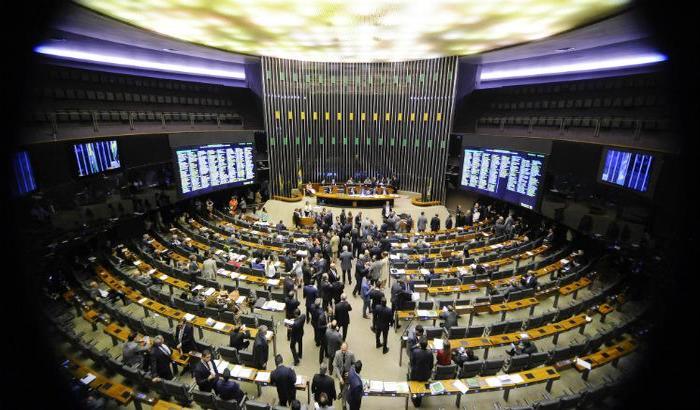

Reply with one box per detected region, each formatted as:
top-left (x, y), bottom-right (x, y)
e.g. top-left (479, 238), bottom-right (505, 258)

top-left (555, 47), bottom-right (575, 52)
top-left (480, 53), bottom-right (668, 81)
top-left (34, 45), bottom-right (246, 79)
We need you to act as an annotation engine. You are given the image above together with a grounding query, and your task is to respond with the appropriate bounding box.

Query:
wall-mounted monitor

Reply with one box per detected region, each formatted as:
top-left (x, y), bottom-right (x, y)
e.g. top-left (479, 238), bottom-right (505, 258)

top-left (598, 147), bottom-right (658, 194)
top-left (460, 147), bottom-right (546, 210)
top-left (11, 151), bottom-right (37, 196)
top-left (174, 142), bottom-right (255, 198)
top-left (73, 139), bottom-right (121, 177)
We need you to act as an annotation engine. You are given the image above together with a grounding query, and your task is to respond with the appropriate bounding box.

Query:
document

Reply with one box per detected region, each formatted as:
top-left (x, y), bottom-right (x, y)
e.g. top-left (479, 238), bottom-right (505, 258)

top-left (432, 338), bottom-right (444, 350)
top-left (420, 268), bottom-right (430, 275)
top-left (453, 380), bottom-right (468, 394)
top-left (138, 297), bottom-right (148, 304)
top-left (295, 375), bottom-right (303, 385)
top-left (396, 382), bottom-right (409, 393)
top-left (255, 371), bottom-right (271, 383)
top-left (575, 358), bottom-right (592, 370)
top-left (369, 380), bottom-right (384, 392)
top-left (214, 360), bottom-right (230, 370)
top-left (510, 374), bottom-right (524, 384)
top-left (192, 285), bottom-right (204, 291)
top-left (147, 269), bottom-right (157, 275)
top-left (383, 382), bottom-right (398, 392)
top-left (184, 313), bottom-right (195, 322)
top-left (429, 382), bottom-right (445, 395)
top-left (133, 260), bottom-right (142, 266)
top-left (485, 377), bottom-right (502, 388)
top-left (236, 296), bottom-right (246, 304)
top-left (560, 258), bottom-right (570, 265)
top-left (159, 274), bottom-right (168, 280)
top-left (80, 373), bottom-right (97, 385)
top-left (239, 368), bottom-right (253, 378)
top-left (203, 287), bottom-right (216, 296)
top-left (230, 365), bottom-right (242, 377)
top-left (213, 322), bottom-right (227, 331)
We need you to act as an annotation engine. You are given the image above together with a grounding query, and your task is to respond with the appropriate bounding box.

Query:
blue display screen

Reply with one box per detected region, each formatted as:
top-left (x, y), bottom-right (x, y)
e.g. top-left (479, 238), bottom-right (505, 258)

top-left (460, 147), bottom-right (546, 210)
top-left (600, 149), bottom-right (653, 192)
top-left (11, 151), bottom-right (37, 196)
top-left (73, 140), bottom-right (121, 176)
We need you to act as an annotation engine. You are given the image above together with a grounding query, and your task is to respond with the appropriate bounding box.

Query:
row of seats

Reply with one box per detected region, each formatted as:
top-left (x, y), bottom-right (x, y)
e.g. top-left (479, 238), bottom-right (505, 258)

top-left (476, 116), bottom-right (673, 131)
top-left (486, 74), bottom-right (664, 96)
top-left (487, 94), bottom-right (666, 111)
top-left (36, 86), bottom-right (237, 108)
top-left (27, 110), bottom-right (241, 124)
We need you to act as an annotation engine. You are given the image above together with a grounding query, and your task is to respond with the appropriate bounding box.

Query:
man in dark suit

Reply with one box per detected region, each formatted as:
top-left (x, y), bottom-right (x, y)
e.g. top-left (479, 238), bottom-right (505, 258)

top-left (149, 335), bottom-right (175, 381)
top-left (174, 318), bottom-right (196, 354)
top-left (252, 325), bottom-right (269, 369)
top-left (193, 350), bottom-right (219, 392)
top-left (270, 354), bottom-right (297, 406)
top-left (214, 368), bottom-right (245, 402)
top-left (373, 298), bottom-right (393, 354)
top-left (284, 291), bottom-right (300, 320)
top-left (410, 341), bottom-right (434, 406)
top-left (346, 361), bottom-right (363, 410)
top-left (507, 335), bottom-right (538, 356)
top-left (289, 309), bottom-right (305, 366)
top-left (229, 325), bottom-right (250, 351)
top-left (303, 283), bottom-right (318, 323)
top-left (520, 271), bottom-right (538, 289)
top-left (430, 214), bottom-right (441, 231)
top-left (439, 305), bottom-right (459, 331)
top-left (334, 294), bottom-right (352, 339)
top-left (311, 363), bottom-right (337, 405)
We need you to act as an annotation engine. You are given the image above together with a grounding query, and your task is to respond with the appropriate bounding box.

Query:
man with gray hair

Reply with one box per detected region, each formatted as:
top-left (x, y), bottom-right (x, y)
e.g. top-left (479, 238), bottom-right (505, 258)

top-left (339, 245), bottom-right (353, 285)
top-left (311, 362), bottom-right (337, 405)
top-left (149, 335), bottom-right (174, 381)
top-left (253, 325), bottom-right (269, 369)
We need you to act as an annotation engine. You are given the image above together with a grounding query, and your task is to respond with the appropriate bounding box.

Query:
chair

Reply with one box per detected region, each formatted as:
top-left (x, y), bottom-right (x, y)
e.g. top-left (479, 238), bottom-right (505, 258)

top-left (238, 349), bottom-right (256, 367)
top-left (418, 301), bottom-right (434, 310)
top-left (270, 293), bottom-right (285, 302)
top-left (547, 346), bottom-right (570, 365)
top-left (240, 314), bottom-right (258, 328)
top-left (447, 326), bottom-right (466, 339)
top-left (257, 317), bottom-right (274, 330)
top-left (505, 354), bottom-right (530, 373)
top-left (433, 364), bottom-right (458, 380)
top-left (460, 360), bottom-right (483, 378)
top-left (219, 346), bottom-right (241, 364)
top-left (245, 400), bottom-right (270, 410)
top-left (534, 399), bottom-right (560, 410)
top-left (438, 300), bottom-right (453, 309)
top-left (466, 325), bottom-right (485, 338)
top-left (424, 327), bottom-right (444, 340)
top-left (481, 359), bottom-right (505, 376)
top-left (505, 320), bottom-right (524, 334)
top-left (559, 393), bottom-right (581, 409)
top-left (163, 380), bottom-right (192, 405)
top-left (216, 398), bottom-right (242, 410)
top-left (192, 390), bottom-right (217, 409)
top-left (487, 321), bottom-right (508, 336)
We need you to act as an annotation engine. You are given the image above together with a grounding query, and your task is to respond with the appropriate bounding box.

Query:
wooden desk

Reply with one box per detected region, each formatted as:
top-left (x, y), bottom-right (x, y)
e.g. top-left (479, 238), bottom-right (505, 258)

top-left (554, 277), bottom-right (592, 307)
top-left (489, 297), bottom-right (539, 321)
top-left (315, 192), bottom-right (399, 207)
top-left (575, 338), bottom-right (637, 380)
top-left (426, 284), bottom-right (479, 299)
top-left (63, 357), bottom-right (134, 405)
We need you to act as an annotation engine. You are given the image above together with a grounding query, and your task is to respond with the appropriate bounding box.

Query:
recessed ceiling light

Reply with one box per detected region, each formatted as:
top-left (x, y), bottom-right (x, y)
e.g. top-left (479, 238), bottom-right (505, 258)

top-left (162, 48), bottom-right (178, 52)
top-left (555, 47), bottom-right (576, 52)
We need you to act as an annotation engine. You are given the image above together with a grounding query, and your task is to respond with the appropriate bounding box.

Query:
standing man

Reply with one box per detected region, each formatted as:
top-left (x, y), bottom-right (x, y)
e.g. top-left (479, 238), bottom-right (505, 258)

top-left (252, 325), bottom-right (269, 369)
top-left (417, 212), bottom-right (428, 232)
top-left (373, 298), bottom-right (393, 354)
top-left (409, 341), bottom-right (434, 407)
top-left (325, 320), bottom-right (343, 368)
top-left (288, 309), bottom-right (305, 366)
top-left (334, 294), bottom-right (352, 340)
top-left (339, 246), bottom-right (353, 285)
top-left (149, 335), bottom-right (175, 381)
top-left (430, 213), bottom-right (441, 232)
top-left (303, 282), bottom-right (318, 323)
top-left (330, 231), bottom-right (340, 262)
top-left (311, 363), bottom-right (337, 405)
top-left (202, 252), bottom-right (218, 280)
top-left (193, 350), bottom-right (219, 392)
top-left (174, 318), bottom-right (196, 354)
top-left (270, 354), bottom-right (297, 406)
top-left (346, 361), bottom-right (364, 410)
top-left (333, 342), bottom-right (356, 407)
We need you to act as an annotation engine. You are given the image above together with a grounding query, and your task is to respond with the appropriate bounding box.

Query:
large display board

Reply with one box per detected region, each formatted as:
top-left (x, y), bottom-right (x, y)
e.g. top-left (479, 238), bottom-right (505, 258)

top-left (174, 142), bottom-right (255, 198)
top-left (11, 151), bottom-right (37, 196)
top-left (460, 147), bottom-right (546, 210)
top-left (73, 139), bottom-right (121, 177)
top-left (599, 148), bottom-right (654, 193)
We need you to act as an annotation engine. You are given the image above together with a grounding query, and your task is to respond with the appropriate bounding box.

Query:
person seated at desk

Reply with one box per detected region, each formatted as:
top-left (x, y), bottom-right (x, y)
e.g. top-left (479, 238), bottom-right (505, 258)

top-left (502, 279), bottom-right (521, 298)
top-left (170, 234), bottom-right (182, 247)
top-left (520, 270), bottom-right (538, 289)
top-left (256, 207), bottom-right (270, 222)
top-left (305, 183), bottom-right (316, 196)
top-left (122, 332), bottom-right (149, 368)
top-left (304, 201), bottom-right (313, 216)
top-left (507, 334), bottom-right (538, 356)
top-left (214, 368), bottom-right (245, 402)
top-left (439, 305), bottom-right (459, 330)
top-left (276, 220), bottom-right (287, 232)
top-left (436, 339), bottom-right (453, 365)
top-left (453, 347), bottom-right (479, 367)
top-left (230, 325), bottom-right (251, 350)
top-left (347, 177), bottom-right (355, 184)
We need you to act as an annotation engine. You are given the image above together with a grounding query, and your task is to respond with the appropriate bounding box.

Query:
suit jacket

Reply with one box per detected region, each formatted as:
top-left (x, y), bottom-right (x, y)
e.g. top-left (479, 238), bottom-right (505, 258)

top-left (410, 348), bottom-right (434, 381)
top-left (440, 311), bottom-right (458, 330)
top-left (214, 378), bottom-right (244, 402)
top-left (334, 301), bottom-right (352, 326)
top-left (175, 323), bottom-right (196, 353)
top-left (270, 365), bottom-right (297, 403)
top-left (284, 297), bottom-right (300, 318)
top-left (417, 216), bottom-right (428, 231)
top-left (253, 335), bottom-right (269, 369)
top-left (325, 328), bottom-right (343, 358)
top-left (430, 217), bottom-right (440, 231)
top-left (229, 330), bottom-right (250, 350)
top-left (193, 360), bottom-right (219, 392)
top-left (374, 305), bottom-right (393, 331)
top-left (346, 367), bottom-right (363, 409)
top-left (339, 251), bottom-right (353, 271)
top-left (290, 316), bottom-right (305, 341)
top-left (149, 345), bottom-right (173, 380)
top-left (303, 285), bottom-right (318, 308)
top-left (122, 341), bottom-right (147, 368)
top-left (333, 350), bottom-right (356, 379)
top-left (311, 373), bottom-right (337, 403)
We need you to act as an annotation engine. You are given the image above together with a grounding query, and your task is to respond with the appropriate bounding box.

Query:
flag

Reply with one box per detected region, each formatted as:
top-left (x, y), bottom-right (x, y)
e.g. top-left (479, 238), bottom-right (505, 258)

top-left (297, 157), bottom-right (303, 187)
top-left (278, 173), bottom-right (284, 193)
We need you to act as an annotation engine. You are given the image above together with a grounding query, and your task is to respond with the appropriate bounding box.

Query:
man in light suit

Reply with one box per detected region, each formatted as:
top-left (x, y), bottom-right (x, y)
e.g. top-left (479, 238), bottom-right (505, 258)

top-left (122, 332), bottom-right (148, 368)
top-left (325, 321), bottom-right (343, 369)
top-left (202, 252), bottom-right (218, 280)
top-left (417, 212), bottom-right (428, 232)
top-left (333, 342), bottom-right (356, 407)
top-left (339, 246), bottom-right (353, 285)
top-left (175, 318), bottom-right (196, 354)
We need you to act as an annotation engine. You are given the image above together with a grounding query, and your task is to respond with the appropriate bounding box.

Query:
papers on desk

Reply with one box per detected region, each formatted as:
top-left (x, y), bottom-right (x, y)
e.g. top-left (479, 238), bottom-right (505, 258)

top-left (283, 319), bottom-right (294, 326)
top-left (266, 330), bottom-right (274, 340)
top-left (432, 338), bottom-right (444, 350)
top-left (262, 300), bottom-right (285, 311)
top-left (416, 309), bottom-right (435, 317)
top-left (215, 249), bottom-right (224, 256)
top-left (98, 289), bottom-right (109, 298)
top-left (184, 313), bottom-right (195, 322)
top-left (383, 382), bottom-right (398, 392)
top-left (205, 317), bottom-right (216, 326)
top-left (457, 267), bottom-right (468, 275)
top-left (214, 360), bottom-right (230, 370)
top-left (159, 274), bottom-right (168, 280)
top-left (497, 375), bottom-right (514, 385)
top-left (526, 251), bottom-right (534, 256)
top-left (267, 279), bottom-right (280, 286)
top-left (429, 382), bottom-right (446, 395)
top-left (509, 374), bottom-right (524, 384)
top-left (138, 297), bottom-right (148, 304)
top-left (295, 375), bottom-right (303, 386)
top-left (133, 260), bottom-right (142, 266)
top-left (575, 358), bottom-right (592, 370)
top-left (217, 268), bottom-right (230, 277)
top-left (147, 268), bottom-right (156, 275)
top-left (420, 268), bottom-right (430, 275)
top-left (485, 377), bottom-right (502, 388)
top-left (80, 373), bottom-right (97, 385)
top-left (411, 292), bottom-right (420, 302)
top-left (192, 285), bottom-right (204, 292)
top-left (230, 365), bottom-right (243, 377)
top-left (560, 258), bottom-right (570, 265)
top-left (369, 380), bottom-right (384, 392)
top-left (203, 287), bottom-right (216, 297)
top-left (255, 371), bottom-right (271, 383)
top-left (236, 296), bottom-right (246, 304)
top-left (453, 380), bottom-right (468, 394)
top-left (492, 243), bottom-right (504, 249)
top-left (238, 275), bottom-right (248, 281)
top-left (389, 254), bottom-right (401, 260)
top-left (238, 367), bottom-right (253, 379)
top-left (213, 322), bottom-right (227, 331)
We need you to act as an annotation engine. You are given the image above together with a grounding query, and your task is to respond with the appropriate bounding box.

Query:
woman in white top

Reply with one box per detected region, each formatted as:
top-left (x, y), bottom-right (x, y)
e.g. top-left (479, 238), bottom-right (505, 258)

top-left (264, 255), bottom-right (278, 279)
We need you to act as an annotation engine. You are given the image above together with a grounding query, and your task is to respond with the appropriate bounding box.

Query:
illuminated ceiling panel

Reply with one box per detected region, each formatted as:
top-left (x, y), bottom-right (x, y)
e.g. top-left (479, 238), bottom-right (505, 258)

top-left (77, 0), bottom-right (631, 62)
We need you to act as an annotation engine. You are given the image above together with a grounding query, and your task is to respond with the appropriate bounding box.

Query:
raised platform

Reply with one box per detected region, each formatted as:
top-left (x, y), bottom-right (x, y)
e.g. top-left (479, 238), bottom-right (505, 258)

top-left (315, 192), bottom-right (399, 208)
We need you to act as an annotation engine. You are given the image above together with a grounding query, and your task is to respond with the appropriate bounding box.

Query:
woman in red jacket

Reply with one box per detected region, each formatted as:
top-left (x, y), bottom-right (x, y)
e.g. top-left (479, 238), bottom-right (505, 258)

top-left (436, 340), bottom-right (452, 366)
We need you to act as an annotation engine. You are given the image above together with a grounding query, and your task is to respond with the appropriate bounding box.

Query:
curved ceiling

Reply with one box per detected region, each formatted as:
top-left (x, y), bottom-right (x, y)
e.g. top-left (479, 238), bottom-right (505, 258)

top-left (76, 0), bottom-right (632, 63)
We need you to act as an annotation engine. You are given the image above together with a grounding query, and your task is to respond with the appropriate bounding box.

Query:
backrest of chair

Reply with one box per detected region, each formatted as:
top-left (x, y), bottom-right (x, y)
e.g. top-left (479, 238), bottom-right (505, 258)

top-left (219, 346), bottom-right (241, 364)
top-left (418, 301), bottom-right (434, 310)
top-left (215, 397), bottom-right (241, 410)
top-left (245, 400), bottom-right (270, 410)
top-left (482, 359), bottom-right (505, 375)
top-left (257, 317), bottom-right (274, 330)
top-left (528, 352), bottom-right (549, 369)
top-left (240, 314), bottom-right (258, 327)
top-left (424, 326), bottom-right (444, 340)
top-left (270, 293), bottom-right (285, 302)
top-left (487, 321), bottom-right (508, 336)
top-left (192, 390), bottom-right (216, 409)
top-left (447, 326), bottom-right (466, 339)
top-left (438, 300), bottom-right (453, 309)
top-left (444, 278), bottom-right (460, 286)
top-left (461, 360), bottom-right (484, 378)
top-left (534, 398), bottom-right (561, 410)
top-left (507, 354), bottom-right (530, 372)
top-left (466, 324), bottom-right (485, 338)
top-left (505, 319), bottom-right (524, 334)
top-left (163, 380), bottom-right (191, 404)
top-left (490, 294), bottom-right (505, 304)
top-left (434, 364), bottom-right (458, 380)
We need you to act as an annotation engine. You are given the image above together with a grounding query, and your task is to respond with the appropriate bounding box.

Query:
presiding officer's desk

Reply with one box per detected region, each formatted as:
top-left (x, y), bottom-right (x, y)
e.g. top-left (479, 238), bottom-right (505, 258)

top-left (315, 191), bottom-right (400, 208)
